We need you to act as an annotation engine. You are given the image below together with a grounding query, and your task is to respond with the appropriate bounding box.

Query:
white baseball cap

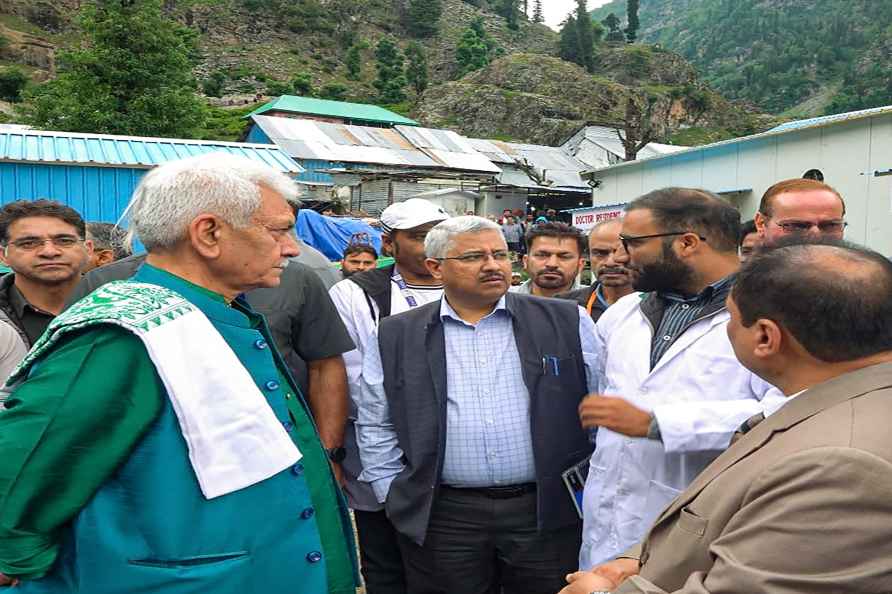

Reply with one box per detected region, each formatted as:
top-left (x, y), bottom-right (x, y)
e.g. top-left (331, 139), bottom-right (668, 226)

top-left (380, 198), bottom-right (450, 233)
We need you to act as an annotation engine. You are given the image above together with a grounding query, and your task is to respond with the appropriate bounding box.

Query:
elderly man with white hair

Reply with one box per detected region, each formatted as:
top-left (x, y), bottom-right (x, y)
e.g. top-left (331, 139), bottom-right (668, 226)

top-left (355, 216), bottom-right (599, 594)
top-left (0, 154), bottom-right (357, 594)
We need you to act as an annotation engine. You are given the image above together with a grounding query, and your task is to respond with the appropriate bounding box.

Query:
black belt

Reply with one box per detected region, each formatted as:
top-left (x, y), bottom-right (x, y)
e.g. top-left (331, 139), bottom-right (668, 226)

top-left (441, 483), bottom-right (537, 499)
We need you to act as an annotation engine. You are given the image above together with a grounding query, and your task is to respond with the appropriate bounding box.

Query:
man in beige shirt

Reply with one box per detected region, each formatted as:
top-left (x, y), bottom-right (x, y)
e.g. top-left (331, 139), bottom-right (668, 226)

top-left (561, 238), bottom-right (892, 594)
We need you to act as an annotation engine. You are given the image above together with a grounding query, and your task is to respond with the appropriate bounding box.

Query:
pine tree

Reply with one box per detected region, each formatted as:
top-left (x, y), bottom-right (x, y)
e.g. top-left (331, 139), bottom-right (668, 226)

top-left (532, 0), bottom-right (544, 23)
top-left (24, 0), bottom-right (205, 136)
top-left (558, 14), bottom-right (579, 64)
top-left (625, 0), bottom-right (640, 43)
top-left (455, 17), bottom-right (499, 77)
top-left (406, 0), bottom-right (442, 38)
top-left (497, 0), bottom-right (519, 30)
top-left (373, 38), bottom-right (407, 104)
top-left (405, 42), bottom-right (428, 97)
top-left (603, 12), bottom-right (625, 44)
top-left (346, 45), bottom-right (362, 80)
top-left (575, 0), bottom-right (595, 73)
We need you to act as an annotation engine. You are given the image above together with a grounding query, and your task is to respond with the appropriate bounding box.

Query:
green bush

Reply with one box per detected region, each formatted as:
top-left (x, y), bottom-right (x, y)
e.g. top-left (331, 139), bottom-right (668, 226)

top-left (0, 67), bottom-right (28, 102)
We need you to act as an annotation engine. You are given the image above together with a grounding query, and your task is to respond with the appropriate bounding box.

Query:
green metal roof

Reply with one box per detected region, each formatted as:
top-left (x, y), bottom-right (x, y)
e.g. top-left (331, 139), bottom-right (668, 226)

top-left (247, 95), bottom-right (419, 127)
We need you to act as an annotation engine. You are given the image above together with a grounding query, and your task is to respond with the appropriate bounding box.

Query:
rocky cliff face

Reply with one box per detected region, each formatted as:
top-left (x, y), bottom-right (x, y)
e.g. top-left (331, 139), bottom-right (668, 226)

top-left (416, 49), bottom-right (769, 146)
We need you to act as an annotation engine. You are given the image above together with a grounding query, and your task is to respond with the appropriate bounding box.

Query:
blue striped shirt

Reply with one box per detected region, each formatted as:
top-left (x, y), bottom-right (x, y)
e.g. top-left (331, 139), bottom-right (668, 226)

top-left (357, 296), bottom-right (599, 502)
top-left (649, 274), bottom-right (735, 370)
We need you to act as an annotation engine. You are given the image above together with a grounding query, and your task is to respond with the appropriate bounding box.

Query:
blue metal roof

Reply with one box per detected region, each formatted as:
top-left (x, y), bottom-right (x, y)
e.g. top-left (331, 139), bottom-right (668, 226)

top-left (770, 104), bottom-right (892, 133)
top-left (0, 129), bottom-right (304, 173)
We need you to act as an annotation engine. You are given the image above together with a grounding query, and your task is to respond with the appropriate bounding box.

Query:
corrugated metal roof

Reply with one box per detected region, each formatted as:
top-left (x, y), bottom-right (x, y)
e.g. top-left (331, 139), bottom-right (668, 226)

top-left (252, 115), bottom-right (501, 175)
top-left (770, 104), bottom-right (892, 133)
top-left (587, 104), bottom-right (892, 176)
top-left (248, 94), bottom-right (419, 126)
top-left (0, 129), bottom-right (303, 173)
top-left (469, 137), bottom-right (590, 190)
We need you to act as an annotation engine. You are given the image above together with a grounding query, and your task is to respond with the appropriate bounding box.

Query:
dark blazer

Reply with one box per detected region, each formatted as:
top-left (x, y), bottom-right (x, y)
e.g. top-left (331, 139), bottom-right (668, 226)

top-left (377, 293), bottom-right (592, 545)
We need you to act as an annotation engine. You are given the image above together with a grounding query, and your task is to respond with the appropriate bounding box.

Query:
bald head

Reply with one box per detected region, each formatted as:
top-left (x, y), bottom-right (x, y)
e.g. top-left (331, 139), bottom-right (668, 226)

top-left (588, 219), bottom-right (631, 289)
top-left (732, 240), bottom-right (892, 363)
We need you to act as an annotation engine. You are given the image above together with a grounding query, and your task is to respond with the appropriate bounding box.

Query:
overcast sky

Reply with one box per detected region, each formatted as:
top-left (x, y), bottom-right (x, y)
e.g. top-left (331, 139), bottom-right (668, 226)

top-left (543, 0), bottom-right (612, 30)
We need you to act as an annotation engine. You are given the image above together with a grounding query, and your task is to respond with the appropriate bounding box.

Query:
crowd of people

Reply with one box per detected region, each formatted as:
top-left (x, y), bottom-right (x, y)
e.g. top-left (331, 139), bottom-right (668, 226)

top-left (0, 153), bottom-right (890, 594)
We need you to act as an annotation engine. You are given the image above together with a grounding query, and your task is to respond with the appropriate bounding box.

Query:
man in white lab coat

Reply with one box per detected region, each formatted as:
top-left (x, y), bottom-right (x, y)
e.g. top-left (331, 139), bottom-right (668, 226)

top-left (577, 187), bottom-right (783, 569)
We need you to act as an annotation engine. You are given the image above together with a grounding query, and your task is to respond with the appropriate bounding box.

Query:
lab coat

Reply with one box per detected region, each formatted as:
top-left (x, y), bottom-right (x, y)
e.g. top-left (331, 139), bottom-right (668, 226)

top-left (580, 292), bottom-right (784, 569)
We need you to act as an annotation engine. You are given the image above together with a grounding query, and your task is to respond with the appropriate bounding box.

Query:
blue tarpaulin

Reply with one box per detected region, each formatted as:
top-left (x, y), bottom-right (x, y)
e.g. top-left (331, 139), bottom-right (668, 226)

top-left (296, 209), bottom-right (383, 261)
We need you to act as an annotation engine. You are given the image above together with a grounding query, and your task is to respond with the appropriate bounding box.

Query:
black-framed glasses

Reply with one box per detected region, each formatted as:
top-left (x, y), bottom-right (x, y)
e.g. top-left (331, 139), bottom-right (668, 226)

top-left (770, 219), bottom-right (847, 234)
top-left (618, 231), bottom-right (706, 252)
top-left (436, 250), bottom-right (511, 264)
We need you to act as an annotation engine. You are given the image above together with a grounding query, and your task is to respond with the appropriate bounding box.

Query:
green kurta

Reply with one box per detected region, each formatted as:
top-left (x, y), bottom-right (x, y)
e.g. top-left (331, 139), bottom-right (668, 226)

top-left (0, 273), bottom-right (355, 592)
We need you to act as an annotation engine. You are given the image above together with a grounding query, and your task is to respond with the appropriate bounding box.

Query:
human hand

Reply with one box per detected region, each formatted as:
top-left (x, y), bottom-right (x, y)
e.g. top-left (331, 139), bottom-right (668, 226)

top-left (0, 572), bottom-right (19, 587)
top-left (557, 558), bottom-right (641, 593)
top-left (557, 570), bottom-right (617, 593)
top-left (591, 558), bottom-right (640, 586)
top-left (579, 394), bottom-right (652, 437)
top-left (330, 462), bottom-right (345, 487)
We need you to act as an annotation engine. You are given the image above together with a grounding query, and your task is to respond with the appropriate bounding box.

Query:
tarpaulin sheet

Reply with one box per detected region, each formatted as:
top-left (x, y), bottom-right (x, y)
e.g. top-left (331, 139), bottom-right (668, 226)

top-left (297, 209), bottom-right (383, 261)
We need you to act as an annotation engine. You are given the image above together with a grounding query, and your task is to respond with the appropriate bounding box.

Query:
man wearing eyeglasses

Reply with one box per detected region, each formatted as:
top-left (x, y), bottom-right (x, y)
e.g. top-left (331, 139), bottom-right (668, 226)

top-left (356, 216), bottom-right (599, 594)
top-left (574, 188), bottom-right (783, 573)
top-left (754, 178), bottom-right (846, 246)
top-left (0, 200), bottom-right (93, 348)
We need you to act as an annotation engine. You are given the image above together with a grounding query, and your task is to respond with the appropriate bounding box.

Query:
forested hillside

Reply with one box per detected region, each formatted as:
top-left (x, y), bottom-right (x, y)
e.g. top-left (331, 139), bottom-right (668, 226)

top-left (0, 0), bottom-right (767, 147)
top-left (590, 0), bottom-right (892, 116)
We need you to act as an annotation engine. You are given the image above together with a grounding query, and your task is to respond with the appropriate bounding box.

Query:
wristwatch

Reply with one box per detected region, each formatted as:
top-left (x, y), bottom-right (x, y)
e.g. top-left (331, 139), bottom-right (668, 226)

top-left (325, 446), bottom-right (346, 463)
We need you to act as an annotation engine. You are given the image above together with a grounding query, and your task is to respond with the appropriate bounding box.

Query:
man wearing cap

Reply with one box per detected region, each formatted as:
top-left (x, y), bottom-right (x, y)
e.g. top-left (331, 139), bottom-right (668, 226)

top-left (328, 197), bottom-right (449, 594)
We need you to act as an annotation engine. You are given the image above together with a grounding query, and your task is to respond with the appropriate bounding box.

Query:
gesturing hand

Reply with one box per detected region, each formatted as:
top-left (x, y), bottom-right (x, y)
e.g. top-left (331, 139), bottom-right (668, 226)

top-left (0, 572), bottom-right (19, 587)
top-left (579, 394), bottom-right (652, 438)
top-left (557, 558), bottom-right (641, 594)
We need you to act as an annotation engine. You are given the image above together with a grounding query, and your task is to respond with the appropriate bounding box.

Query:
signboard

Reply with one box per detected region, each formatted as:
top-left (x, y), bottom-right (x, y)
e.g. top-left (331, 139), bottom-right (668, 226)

top-left (571, 205), bottom-right (627, 232)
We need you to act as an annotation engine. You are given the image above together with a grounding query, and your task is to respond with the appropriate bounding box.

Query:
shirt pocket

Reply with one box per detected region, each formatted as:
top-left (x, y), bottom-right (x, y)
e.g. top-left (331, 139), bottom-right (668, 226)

top-left (643, 479), bottom-right (682, 527)
top-left (677, 506), bottom-right (708, 537)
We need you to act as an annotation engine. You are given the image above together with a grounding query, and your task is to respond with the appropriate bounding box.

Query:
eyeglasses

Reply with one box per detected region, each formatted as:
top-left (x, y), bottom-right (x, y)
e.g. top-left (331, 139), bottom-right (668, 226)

top-left (770, 219), bottom-right (847, 234)
top-left (618, 231), bottom-right (706, 252)
top-left (436, 250), bottom-right (511, 264)
top-left (6, 235), bottom-right (83, 251)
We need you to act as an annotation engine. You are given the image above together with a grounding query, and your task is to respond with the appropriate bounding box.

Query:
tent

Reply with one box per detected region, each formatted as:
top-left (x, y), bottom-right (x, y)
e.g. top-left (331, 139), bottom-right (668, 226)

top-left (296, 209), bottom-right (383, 261)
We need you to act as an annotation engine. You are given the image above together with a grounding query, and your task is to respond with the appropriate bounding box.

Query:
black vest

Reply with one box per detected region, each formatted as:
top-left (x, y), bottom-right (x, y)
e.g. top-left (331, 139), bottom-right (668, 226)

top-left (347, 264), bottom-right (395, 322)
top-left (377, 292), bottom-right (591, 545)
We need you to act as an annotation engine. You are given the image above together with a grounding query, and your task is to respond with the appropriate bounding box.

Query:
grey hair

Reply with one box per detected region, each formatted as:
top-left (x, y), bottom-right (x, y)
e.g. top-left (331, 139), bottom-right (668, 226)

top-left (424, 215), bottom-right (502, 259)
top-left (128, 152), bottom-right (301, 251)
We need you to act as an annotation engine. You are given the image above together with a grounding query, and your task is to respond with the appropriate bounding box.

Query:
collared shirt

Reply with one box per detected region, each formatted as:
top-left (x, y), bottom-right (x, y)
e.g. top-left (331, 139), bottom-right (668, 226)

top-left (7, 285), bottom-right (54, 346)
top-left (439, 297), bottom-right (535, 486)
top-left (650, 274), bottom-right (735, 370)
top-left (509, 277), bottom-right (584, 295)
top-left (357, 295), bottom-right (600, 503)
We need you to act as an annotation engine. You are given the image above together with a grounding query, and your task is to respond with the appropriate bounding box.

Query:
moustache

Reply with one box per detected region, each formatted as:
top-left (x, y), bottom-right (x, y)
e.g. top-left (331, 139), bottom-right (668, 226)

top-left (599, 267), bottom-right (627, 275)
top-left (479, 273), bottom-right (506, 283)
top-left (535, 268), bottom-right (564, 277)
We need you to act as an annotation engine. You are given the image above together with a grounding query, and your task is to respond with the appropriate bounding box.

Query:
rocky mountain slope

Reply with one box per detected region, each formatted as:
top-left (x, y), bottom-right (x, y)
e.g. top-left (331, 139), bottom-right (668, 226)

top-left (590, 0), bottom-right (892, 117)
top-left (417, 47), bottom-right (767, 146)
top-left (0, 0), bottom-right (769, 146)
